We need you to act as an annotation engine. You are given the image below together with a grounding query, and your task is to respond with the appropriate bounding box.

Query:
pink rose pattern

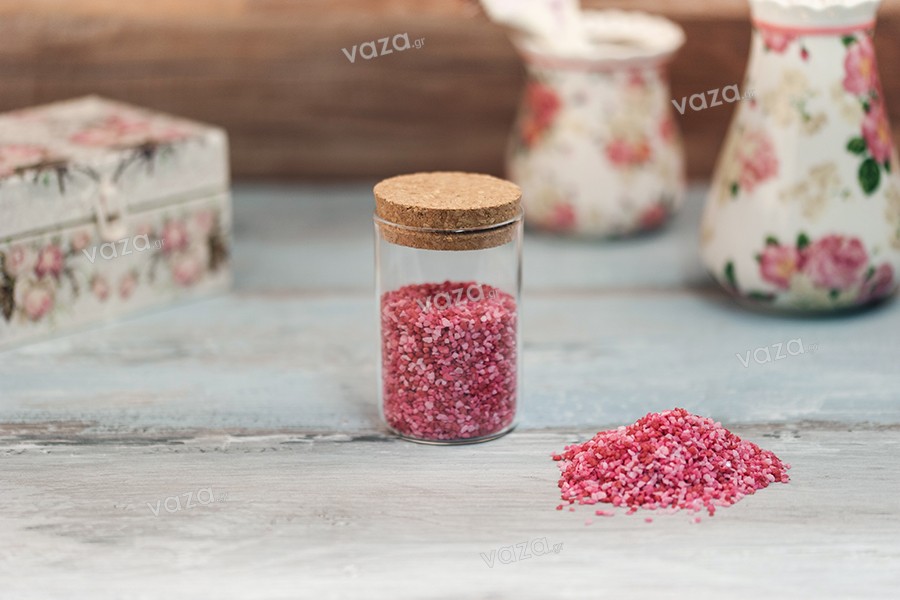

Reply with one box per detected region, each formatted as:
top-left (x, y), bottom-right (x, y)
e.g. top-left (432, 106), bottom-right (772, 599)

top-left (841, 32), bottom-right (895, 194)
top-left (757, 23), bottom-right (811, 59)
top-left (716, 29), bottom-right (898, 307)
top-left (3, 245), bottom-right (36, 278)
top-left (193, 210), bottom-right (216, 236)
top-left (843, 35), bottom-right (877, 96)
top-left (1, 106), bottom-right (197, 186)
top-left (69, 229), bottom-right (92, 253)
top-left (69, 114), bottom-right (191, 148)
top-left (605, 138), bottom-right (652, 168)
top-left (14, 278), bottom-right (55, 322)
top-left (861, 102), bottom-right (893, 164)
top-left (542, 202), bottom-right (577, 233)
top-left (0, 207), bottom-right (228, 325)
top-left (801, 235), bottom-right (869, 290)
top-left (34, 244), bottom-right (65, 280)
top-left (758, 244), bottom-right (801, 290)
top-left (734, 129), bottom-right (779, 195)
top-left (761, 28), bottom-right (796, 54)
top-left (119, 272), bottom-right (138, 300)
top-left (511, 69), bottom-right (681, 234)
top-left (638, 202), bottom-right (670, 232)
top-left (604, 75), bottom-right (655, 170)
top-left (518, 82), bottom-right (561, 149)
top-left (171, 248), bottom-right (208, 287)
top-left (858, 263), bottom-right (895, 304)
top-left (0, 144), bottom-right (50, 177)
top-left (659, 115), bottom-right (676, 144)
top-left (745, 28), bottom-right (895, 196)
top-left (728, 233), bottom-right (896, 306)
top-left (91, 275), bottom-right (110, 302)
top-left (160, 220), bottom-right (191, 255)
top-left (1, 242), bottom-right (67, 323)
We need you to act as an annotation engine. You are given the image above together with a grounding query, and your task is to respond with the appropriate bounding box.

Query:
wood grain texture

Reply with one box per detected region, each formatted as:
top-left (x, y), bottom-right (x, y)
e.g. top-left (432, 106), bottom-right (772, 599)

top-left (1, 0), bottom-right (899, 180)
top-left (2, 428), bottom-right (900, 599)
top-left (1, 183), bottom-right (900, 597)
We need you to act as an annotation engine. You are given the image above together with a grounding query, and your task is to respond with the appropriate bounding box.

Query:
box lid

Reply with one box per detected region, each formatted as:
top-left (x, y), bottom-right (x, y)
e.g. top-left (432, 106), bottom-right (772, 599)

top-left (0, 96), bottom-right (229, 241)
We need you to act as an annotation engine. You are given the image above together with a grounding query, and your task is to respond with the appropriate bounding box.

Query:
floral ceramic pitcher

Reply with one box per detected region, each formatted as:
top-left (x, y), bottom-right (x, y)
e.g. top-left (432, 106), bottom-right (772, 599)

top-left (506, 11), bottom-right (686, 237)
top-left (701, 0), bottom-right (900, 312)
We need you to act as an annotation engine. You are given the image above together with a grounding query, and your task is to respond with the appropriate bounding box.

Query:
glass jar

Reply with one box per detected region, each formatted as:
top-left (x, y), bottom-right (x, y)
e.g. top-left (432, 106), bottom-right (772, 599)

top-left (373, 172), bottom-right (523, 444)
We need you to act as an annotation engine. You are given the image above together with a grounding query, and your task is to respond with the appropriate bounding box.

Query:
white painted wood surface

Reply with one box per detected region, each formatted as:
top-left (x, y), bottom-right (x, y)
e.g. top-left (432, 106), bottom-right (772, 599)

top-left (2, 184), bottom-right (899, 598)
top-left (2, 428), bottom-right (900, 599)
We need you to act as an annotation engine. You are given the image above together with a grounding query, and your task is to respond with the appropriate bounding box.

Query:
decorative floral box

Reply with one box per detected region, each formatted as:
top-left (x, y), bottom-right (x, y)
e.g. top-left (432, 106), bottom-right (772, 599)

top-left (0, 96), bottom-right (231, 347)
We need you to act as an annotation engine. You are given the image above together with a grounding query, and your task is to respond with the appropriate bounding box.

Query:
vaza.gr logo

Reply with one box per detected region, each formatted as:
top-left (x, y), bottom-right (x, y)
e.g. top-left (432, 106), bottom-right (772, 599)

top-left (416, 283), bottom-right (496, 313)
top-left (671, 84), bottom-right (754, 115)
top-left (480, 537), bottom-right (564, 568)
top-left (736, 338), bottom-right (817, 367)
top-left (341, 33), bottom-right (425, 63)
top-left (147, 488), bottom-right (226, 516)
top-left (82, 234), bottom-right (163, 264)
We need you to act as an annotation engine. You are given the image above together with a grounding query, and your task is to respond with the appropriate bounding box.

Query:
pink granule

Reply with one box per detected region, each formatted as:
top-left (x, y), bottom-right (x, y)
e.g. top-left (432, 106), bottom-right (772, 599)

top-left (380, 281), bottom-right (517, 441)
top-left (552, 408), bottom-right (790, 516)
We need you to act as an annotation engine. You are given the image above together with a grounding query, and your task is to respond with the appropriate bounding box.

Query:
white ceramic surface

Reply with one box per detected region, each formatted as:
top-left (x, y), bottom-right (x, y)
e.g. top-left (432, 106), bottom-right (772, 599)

top-left (701, 0), bottom-right (900, 312)
top-left (506, 11), bottom-right (686, 237)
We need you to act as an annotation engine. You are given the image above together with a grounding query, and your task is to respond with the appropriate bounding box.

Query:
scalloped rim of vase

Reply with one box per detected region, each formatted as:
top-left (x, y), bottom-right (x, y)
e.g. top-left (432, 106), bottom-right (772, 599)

top-left (751, 0), bottom-right (881, 29)
top-left (513, 10), bottom-right (685, 71)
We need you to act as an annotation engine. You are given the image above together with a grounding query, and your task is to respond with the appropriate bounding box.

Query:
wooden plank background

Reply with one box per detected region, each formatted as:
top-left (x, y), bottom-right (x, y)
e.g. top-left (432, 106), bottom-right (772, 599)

top-left (0, 0), bottom-right (899, 180)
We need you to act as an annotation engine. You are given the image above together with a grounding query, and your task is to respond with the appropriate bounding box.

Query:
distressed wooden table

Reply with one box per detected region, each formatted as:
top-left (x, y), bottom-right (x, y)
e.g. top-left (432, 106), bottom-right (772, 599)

top-left (2, 184), bottom-right (899, 599)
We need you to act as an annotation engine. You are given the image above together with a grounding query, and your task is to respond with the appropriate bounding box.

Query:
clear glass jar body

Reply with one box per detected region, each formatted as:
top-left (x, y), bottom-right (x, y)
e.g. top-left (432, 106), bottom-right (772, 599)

top-left (374, 216), bottom-right (523, 444)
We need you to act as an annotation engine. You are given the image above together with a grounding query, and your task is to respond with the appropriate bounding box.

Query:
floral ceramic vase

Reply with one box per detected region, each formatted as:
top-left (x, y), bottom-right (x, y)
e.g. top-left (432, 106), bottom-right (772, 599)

top-left (506, 11), bottom-right (686, 237)
top-left (701, 0), bottom-right (900, 312)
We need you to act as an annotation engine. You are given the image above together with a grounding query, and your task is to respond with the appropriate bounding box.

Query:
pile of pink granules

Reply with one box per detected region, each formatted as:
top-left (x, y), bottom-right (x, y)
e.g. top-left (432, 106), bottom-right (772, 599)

top-left (380, 280), bottom-right (517, 441)
top-left (552, 408), bottom-right (790, 517)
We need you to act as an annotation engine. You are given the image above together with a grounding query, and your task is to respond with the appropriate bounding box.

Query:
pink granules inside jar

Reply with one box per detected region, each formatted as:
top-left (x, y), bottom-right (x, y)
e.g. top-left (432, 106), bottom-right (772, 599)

top-left (552, 408), bottom-right (790, 516)
top-left (380, 280), bottom-right (517, 441)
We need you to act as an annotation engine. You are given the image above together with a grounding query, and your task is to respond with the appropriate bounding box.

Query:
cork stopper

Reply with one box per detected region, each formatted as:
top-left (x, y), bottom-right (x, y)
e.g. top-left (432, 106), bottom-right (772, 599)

top-left (374, 172), bottom-right (522, 251)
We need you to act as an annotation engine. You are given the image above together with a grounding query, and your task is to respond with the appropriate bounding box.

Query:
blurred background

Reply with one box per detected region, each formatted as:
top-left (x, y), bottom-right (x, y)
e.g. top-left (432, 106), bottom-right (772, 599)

top-left (1, 0), bottom-right (899, 181)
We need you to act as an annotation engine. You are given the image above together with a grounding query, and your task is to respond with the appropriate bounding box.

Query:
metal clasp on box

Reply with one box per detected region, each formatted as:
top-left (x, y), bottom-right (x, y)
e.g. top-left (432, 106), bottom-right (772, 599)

top-left (92, 178), bottom-right (128, 242)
